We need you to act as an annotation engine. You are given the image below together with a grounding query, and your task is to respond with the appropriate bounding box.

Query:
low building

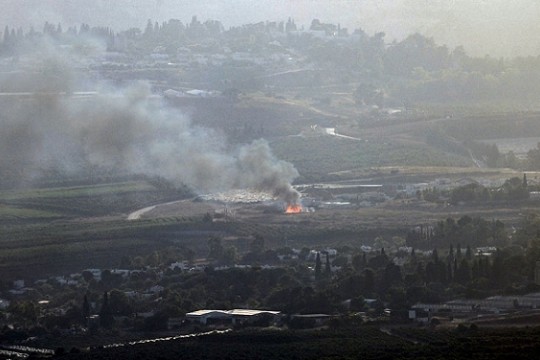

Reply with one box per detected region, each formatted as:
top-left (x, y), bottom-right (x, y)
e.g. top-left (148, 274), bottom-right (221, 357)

top-left (290, 313), bottom-right (333, 326)
top-left (185, 310), bottom-right (234, 325)
top-left (111, 269), bottom-right (131, 278)
top-left (409, 303), bottom-right (473, 322)
top-left (169, 261), bottom-right (189, 271)
top-left (185, 309), bottom-right (281, 326)
top-left (229, 309), bottom-right (281, 325)
top-left (408, 308), bottom-right (430, 323)
top-left (411, 293), bottom-right (540, 322)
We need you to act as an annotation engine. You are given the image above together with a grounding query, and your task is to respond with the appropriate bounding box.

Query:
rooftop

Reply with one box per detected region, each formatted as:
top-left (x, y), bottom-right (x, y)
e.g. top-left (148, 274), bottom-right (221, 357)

top-left (186, 309), bottom-right (281, 317)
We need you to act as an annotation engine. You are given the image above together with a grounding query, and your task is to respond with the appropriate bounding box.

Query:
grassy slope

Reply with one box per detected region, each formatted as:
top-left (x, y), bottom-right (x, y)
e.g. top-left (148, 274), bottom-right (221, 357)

top-left (0, 182), bottom-right (176, 219)
top-left (0, 181), bottom-right (194, 279)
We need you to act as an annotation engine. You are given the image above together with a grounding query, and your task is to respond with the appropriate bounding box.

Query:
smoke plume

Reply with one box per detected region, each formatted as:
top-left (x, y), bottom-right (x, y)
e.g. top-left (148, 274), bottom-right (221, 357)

top-left (0, 37), bottom-right (300, 204)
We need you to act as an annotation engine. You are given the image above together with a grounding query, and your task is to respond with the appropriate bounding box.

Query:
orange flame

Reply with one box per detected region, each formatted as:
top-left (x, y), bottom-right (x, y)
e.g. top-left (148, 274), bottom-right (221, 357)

top-left (285, 204), bottom-right (302, 214)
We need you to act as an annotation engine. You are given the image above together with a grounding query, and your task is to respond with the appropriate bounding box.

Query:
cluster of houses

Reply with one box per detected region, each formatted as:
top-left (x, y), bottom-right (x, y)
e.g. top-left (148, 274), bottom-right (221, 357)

top-left (0, 246), bottom-right (342, 321)
top-left (4, 246), bottom-right (536, 331)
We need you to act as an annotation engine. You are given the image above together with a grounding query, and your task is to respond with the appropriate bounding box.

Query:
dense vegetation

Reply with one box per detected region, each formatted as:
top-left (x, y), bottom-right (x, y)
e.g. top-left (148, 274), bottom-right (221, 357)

top-left (57, 326), bottom-right (540, 360)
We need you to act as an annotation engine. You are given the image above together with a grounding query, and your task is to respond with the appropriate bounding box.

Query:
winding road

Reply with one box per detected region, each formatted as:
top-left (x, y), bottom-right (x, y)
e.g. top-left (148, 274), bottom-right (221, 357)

top-left (127, 200), bottom-right (185, 220)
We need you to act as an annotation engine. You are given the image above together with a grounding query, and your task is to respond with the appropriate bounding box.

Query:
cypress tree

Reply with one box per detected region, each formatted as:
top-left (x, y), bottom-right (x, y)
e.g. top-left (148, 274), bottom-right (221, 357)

top-left (432, 248), bottom-right (439, 263)
top-left (362, 252), bottom-right (367, 267)
top-left (472, 259), bottom-right (480, 279)
top-left (466, 245), bottom-right (473, 260)
top-left (325, 252), bottom-right (331, 274)
top-left (315, 252), bottom-right (321, 277)
top-left (100, 291), bottom-right (114, 329)
top-left (82, 294), bottom-right (90, 321)
top-left (456, 259), bottom-right (471, 284)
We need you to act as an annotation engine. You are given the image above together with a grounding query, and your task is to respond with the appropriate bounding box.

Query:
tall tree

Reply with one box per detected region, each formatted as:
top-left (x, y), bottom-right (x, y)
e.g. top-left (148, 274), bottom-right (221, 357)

top-left (82, 294), bottom-right (90, 321)
top-left (362, 268), bottom-right (375, 293)
top-left (382, 263), bottom-right (402, 289)
top-left (315, 252), bottom-right (322, 277)
top-left (466, 245), bottom-right (473, 260)
top-left (99, 291), bottom-right (114, 329)
top-left (455, 259), bottom-right (472, 284)
top-left (447, 261), bottom-right (453, 283)
top-left (325, 252), bottom-right (331, 274)
top-left (144, 19), bottom-right (153, 38)
top-left (3, 26), bottom-right (9, 44)
top-left (432, 248), bottom-right (439, 263)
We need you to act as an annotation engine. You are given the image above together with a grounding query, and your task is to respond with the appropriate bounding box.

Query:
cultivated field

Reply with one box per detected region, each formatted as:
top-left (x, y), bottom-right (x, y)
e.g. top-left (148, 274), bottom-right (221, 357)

top-left (3, 96), bottom-right (540, 280)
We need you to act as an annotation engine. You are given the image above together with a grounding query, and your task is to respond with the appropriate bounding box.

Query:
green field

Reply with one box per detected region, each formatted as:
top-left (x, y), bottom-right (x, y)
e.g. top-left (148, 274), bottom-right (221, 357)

top-left (270, 135), bottom-right (472, 182)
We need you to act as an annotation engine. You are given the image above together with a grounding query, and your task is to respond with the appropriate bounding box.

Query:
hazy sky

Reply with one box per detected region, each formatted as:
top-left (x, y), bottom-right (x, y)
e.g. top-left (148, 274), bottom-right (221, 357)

top-left (3, 0), bottom-right (540, 57)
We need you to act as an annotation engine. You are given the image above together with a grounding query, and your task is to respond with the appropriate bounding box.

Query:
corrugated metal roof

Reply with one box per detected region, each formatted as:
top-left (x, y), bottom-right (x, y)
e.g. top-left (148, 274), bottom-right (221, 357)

top-left (186, 310), bottom-right (228, 317)
top-left (229, 309), bottom-right (281, 316)
top-left (186, 309), bottom-right (280, 317)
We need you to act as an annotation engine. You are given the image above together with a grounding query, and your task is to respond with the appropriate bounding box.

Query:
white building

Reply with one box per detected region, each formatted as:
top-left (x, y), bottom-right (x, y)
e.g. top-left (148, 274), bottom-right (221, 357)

top-left (185, 309), bottom-right (281, 325)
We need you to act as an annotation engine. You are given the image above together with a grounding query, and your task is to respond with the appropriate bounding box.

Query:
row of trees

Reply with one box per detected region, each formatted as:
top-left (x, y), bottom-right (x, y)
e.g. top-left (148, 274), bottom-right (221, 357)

top-left (1, 22), bottom-right (116, 54)
top-left (419, 176), bottom-right (531, 209)
top-left (467, 141), bottom-right (540, 171)
top-left (406, 215), bottom-right (507, 249)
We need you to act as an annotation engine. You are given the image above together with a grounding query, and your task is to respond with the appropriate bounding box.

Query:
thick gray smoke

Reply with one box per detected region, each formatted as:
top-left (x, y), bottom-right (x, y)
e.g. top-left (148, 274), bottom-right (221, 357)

top-left (0, 39), bottom-right (300, 204)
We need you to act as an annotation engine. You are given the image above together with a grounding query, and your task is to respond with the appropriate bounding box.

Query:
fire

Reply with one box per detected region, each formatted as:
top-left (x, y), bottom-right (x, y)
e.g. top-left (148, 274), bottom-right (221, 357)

top-left (285, 204), bottom-right (302, 214)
